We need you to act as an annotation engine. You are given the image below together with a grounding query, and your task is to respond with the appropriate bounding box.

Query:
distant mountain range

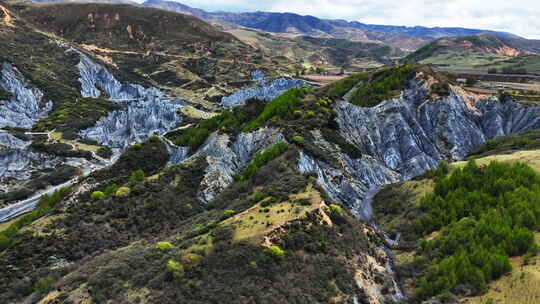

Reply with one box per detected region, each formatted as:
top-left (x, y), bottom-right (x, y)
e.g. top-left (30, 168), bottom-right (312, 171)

top-left (141, 0), bottom-right (520, 51)
top-left (27, 0), bottom-right (521, 52)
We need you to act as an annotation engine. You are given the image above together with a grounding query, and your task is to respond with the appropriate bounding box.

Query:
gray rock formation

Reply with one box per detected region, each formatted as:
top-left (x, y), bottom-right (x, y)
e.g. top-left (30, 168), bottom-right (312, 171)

top-left (178, 128), bottom-right (285, 203)
top-left (71, 50), bottom-right (186, 149)
top-left (0, 63), bottom-right (52, 129)
top-left (0, 133), bottom-right (60, 180)
top-left (221, 77), bottom-right (309, 108)
top-left (300, 78), bottom-right (540, 219)
top-left (0, 63), bottom-right (55, 182)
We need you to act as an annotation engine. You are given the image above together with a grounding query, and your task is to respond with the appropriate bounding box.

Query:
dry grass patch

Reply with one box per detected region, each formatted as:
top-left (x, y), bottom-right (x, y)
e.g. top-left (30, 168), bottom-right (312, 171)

top-left (51, 131), bottom-right (100, 152)
top-left (455, 149), bottom-right (540, 172)
top-left (222, 185), bottom-right (323, 242)
top-left (180, 106), bottom-right (218, 120)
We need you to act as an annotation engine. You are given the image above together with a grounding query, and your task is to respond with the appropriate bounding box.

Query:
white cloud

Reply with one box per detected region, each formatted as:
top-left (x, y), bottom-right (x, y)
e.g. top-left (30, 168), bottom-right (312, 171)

top-left (171, 0), bottom-right (540, 39)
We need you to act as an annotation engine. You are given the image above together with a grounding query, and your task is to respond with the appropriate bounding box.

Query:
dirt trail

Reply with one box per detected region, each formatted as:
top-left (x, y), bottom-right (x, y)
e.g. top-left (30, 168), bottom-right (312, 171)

top-left (78, 43), bottom-right (258, 66)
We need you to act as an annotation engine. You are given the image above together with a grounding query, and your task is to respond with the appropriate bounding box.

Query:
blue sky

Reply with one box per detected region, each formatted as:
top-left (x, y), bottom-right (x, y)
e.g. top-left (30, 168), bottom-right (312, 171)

top-left (146, 0), bottom-right (540, 39)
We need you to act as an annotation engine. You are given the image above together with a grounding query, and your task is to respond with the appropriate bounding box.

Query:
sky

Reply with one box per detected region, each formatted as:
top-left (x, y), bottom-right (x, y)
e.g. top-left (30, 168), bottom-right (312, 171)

top-left (158, 0), bottom-right (540, 39)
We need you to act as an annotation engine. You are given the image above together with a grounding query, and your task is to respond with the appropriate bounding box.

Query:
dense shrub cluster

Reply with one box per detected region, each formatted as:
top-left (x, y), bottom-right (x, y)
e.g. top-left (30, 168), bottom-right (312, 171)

top-left (414, 161), bottom-right (540, 299)
top-left (173, 98), bottom-right (266, 151)
top-left (235, 142), bottom-right (288, 181)
top-left (349, 65), bottom-right (416, 107)
top-left (243, 87), bottom-right (310, 132)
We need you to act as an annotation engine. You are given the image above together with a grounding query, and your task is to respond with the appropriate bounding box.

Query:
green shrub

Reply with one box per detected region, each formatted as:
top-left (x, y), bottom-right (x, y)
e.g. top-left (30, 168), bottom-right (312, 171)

top-left (34, 276), bottom-right (54, 294)
top-left (251, 191), bottom-right (265, 203)
top-left (156, 241), bottom-right (174, 252)
top-left (329, 204), bottom-right (343, 215)
top-left (183, 253), bottom-right (203, 267)
top-left (166, 260), bottom-right (184, 278)
top-left (104, 184), bottom-right (118, 196)
top-left (91, 191), bottom-right (106, 200)
top-left (292, 136), bottom-right (305, 144)
top-left (129, 169), bottom-right (145, 184)
top-left (266, 245), bottom-right (285, 260)
top-left (223, 209), bottom-right (236, 216)
top-left (115, 187), bottom-right (131, 197)
top-left (148, 135), bottom-right (160, 142)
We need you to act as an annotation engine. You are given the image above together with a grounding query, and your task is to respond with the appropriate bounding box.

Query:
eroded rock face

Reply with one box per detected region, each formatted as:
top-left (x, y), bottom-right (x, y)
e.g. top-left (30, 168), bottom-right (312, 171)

top-left (221, 77), bottom-right (308, 108)
top-left (301, 79), bottom-right (540, 219)
top-left (0, 63), bottom-right (52, 129)
top-left (0, 133), bottom-right (59, 181)
top-left (0, 63), bottom-right (56, 183)
top-left (72, 50), bottom-right (186, 149)
top-left (178, 128), bottom-right (285, 203)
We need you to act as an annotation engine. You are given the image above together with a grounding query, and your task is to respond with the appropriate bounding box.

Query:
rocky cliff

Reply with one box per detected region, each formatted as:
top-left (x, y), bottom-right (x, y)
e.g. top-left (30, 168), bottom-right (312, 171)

top-left (301, 76), bottom-right (540, 219)
top-left (0, 63), bottom-right (57, 182)
top-left (0, 63), bottom-right (52, 129)
top-left (183, 128), bottom-right (285, 203)
top-left (72, 50), bottom-right (187, 149)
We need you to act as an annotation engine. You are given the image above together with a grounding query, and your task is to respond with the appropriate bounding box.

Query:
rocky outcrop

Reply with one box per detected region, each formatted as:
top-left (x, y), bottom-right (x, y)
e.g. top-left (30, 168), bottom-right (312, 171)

top-left (300, 78), bottom-right (540, 219)
top-left (71, 50), bottom-right (186, 149)
top-left (221, 77), bottom-right (308, 108)
top-left (0, 133), bottom-right (59, 181)
top-left (178, 128), bottom-right (284, 203)
top-left (0, 63), bottom-right (52, 129)
top-left (0, 62), bottom-right (55, 182)
top-left (337, 80), bottom-right (540, 177)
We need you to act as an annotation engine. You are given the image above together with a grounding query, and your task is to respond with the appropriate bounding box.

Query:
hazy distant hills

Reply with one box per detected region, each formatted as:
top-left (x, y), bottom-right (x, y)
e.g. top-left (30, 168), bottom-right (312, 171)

top-left (25, 0), bottom-right (522, 53)
top-left (141, 0), bottom-right (519, 51)
top-left (406, 33), bottom-right (540, 73)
